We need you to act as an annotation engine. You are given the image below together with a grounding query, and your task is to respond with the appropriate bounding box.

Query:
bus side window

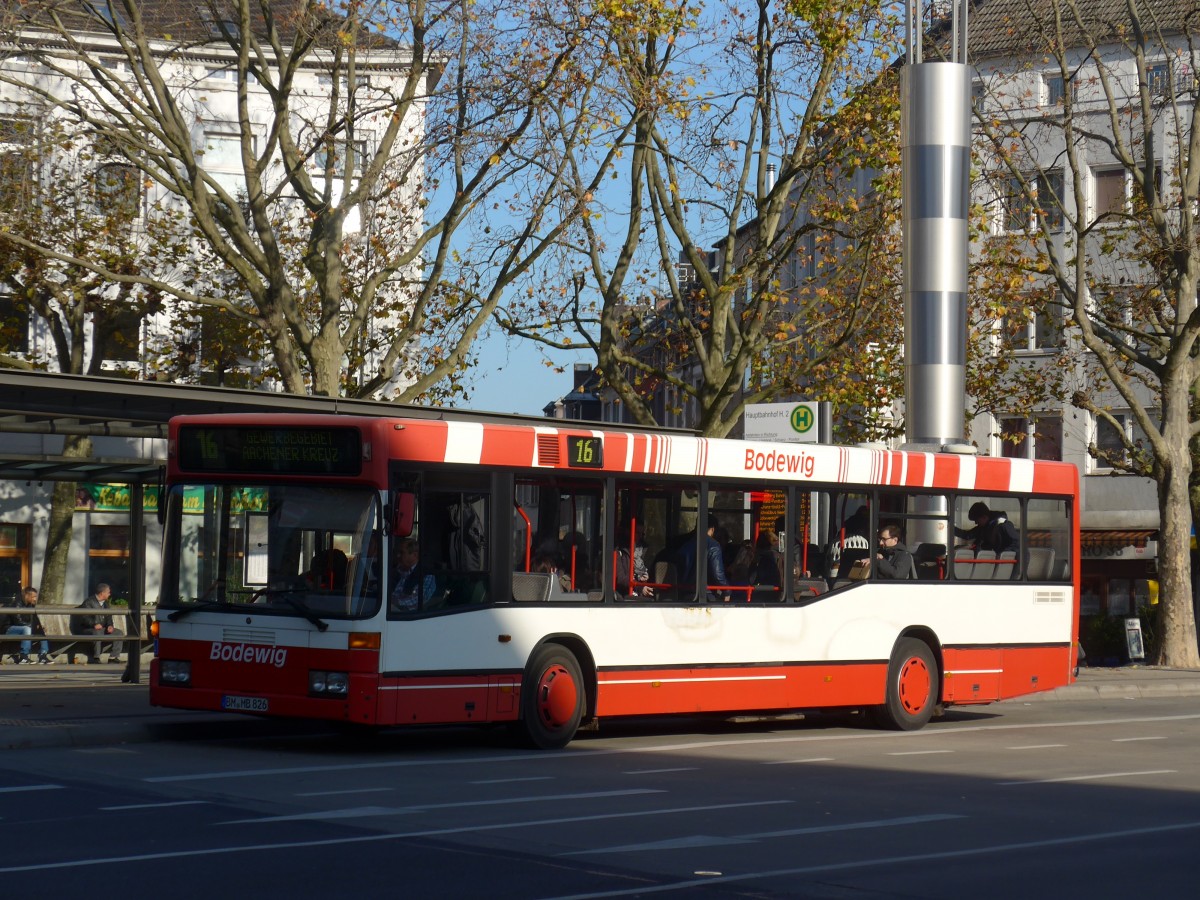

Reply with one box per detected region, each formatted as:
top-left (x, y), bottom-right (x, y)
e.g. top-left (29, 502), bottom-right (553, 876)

top-left (423, 490), bottom-right (489, 607)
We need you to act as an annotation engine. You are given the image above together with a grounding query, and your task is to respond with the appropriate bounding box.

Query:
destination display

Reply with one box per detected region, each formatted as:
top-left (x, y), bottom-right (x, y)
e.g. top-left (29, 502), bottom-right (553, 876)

top-left (566, 435), bottom-right (603, 469)
top-left (177, 426), bottom-right (362, 475)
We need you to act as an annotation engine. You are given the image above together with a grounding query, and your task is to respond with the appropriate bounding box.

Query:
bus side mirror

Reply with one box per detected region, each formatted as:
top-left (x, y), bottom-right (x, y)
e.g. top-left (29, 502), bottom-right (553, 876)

top-left (393, 492), bottom-right (415, 538)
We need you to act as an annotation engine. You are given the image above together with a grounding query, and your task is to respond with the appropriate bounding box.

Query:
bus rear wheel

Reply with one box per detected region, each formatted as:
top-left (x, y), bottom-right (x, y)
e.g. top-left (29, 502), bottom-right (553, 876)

top-left (520, 644), bottom-right (584, 749)
top-left (873, 638), bottom-right (937, 731)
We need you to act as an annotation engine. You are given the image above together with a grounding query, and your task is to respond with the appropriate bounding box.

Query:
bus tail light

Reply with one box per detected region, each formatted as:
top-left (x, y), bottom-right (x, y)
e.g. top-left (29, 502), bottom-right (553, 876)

top-left (349, 632), bottom-right (380, 650)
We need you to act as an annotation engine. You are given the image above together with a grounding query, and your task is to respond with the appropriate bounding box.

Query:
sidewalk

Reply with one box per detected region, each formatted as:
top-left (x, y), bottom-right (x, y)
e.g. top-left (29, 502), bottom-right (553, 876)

top-left (3, 661), bottom-right (1200, 751)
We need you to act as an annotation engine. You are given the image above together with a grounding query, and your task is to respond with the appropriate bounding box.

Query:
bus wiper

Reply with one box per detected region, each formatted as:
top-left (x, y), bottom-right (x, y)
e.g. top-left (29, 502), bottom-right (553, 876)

top-left (276, 595), bottom-right (330, 632)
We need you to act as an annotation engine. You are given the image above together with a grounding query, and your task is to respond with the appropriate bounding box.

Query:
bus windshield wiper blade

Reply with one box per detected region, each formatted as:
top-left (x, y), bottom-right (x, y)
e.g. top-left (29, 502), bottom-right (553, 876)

top-left (278, 595), bottom-right (329, 632)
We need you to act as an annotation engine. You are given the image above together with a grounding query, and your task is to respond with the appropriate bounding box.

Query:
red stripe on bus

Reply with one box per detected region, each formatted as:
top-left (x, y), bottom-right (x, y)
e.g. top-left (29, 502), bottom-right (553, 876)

top-left (593, 662), bottom-right (887, 716)
top-left (974, 457), bottom-right (1013, 493)
top-left (394, 420), bottom-right (449, 464)
top-left (480, 425), bottom-right (537, 468)
top-left (904, 452), bottom-right (927, 487)
top-left (931, 453), bottom-right (961, 490)
top-left (1032, 461), bottom-right (1078, 496)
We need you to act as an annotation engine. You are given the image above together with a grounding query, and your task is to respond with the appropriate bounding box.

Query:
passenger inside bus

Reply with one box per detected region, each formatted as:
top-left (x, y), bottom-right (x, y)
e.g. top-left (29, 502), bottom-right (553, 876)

top-left (306, 548), bottom-right (348, 592)
top-left (955, 502), bottom-right (1019, 554)
top-left (676, 514), bottom-right (730, 601)
top-left (874, 525), bottom-right (915, 580)
top-left (390, 538), bottom-right (441, 612)
top-left (833, 502), bottom-right (872, 583)
top-left (532, 552), bottom-right (572, 594)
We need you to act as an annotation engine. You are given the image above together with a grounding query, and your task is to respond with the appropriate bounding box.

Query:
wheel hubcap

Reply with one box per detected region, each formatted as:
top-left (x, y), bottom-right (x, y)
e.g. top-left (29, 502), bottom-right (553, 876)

top-left (537, 664), bottom-right (578, 728)
top-left (897, 656), bottom-right (931, 715)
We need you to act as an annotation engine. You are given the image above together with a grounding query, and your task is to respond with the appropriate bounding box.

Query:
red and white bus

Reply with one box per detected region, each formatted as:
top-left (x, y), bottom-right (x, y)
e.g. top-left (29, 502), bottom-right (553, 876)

top-left (150, 412), bottom-right (1080, 747)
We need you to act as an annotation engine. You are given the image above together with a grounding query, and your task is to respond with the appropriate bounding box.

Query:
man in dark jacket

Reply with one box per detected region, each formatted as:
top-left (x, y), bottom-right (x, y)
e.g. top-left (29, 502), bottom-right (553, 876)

top-left (4, 586), bottom-right (51, 664)
top-left (73, 583), bottom-right (124, 664)
top-left (875, 526), bottom-right (915, 580)
top-left (955, 502), bottom-right (1019, 554)
top-left (677, 515), bottom-right (730, 601)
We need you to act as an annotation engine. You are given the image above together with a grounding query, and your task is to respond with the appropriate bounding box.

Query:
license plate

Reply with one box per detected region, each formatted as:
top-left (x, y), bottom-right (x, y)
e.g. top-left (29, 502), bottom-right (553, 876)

top-left (222, 695), bottom-right (268, 712)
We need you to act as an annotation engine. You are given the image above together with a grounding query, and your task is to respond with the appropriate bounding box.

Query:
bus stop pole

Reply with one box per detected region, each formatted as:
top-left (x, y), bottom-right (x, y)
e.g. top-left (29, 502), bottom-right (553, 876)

top-left (123, 483), bottom-right (145, 685)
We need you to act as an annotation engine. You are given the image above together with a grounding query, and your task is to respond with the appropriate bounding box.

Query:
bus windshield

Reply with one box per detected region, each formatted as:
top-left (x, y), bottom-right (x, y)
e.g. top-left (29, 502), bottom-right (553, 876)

top-left (161, 482), bottom-right (383, 619)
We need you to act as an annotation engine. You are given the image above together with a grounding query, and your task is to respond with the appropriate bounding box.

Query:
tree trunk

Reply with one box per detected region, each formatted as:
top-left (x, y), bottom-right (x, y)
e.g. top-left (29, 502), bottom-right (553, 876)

top-left (39, 435), bottom-right (93, 608)
top-left (1154, 458), bottom-right (1200, 667)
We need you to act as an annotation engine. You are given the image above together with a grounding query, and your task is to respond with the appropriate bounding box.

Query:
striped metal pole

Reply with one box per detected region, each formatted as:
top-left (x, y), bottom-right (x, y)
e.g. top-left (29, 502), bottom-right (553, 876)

top-left (902, 0), bottom-right (971, 448)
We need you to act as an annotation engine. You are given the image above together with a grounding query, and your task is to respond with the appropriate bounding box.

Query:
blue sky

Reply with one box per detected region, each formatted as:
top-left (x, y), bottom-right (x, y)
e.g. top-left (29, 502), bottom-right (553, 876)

top-left (459, 327), bottom-right (591, 416)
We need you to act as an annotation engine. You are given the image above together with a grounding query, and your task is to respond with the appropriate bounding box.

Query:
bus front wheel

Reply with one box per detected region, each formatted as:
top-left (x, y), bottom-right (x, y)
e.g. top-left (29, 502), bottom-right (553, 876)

top-left (520, 644), bottom-right (584, 749)
top-left (873, 638), bottom-right (937, 731)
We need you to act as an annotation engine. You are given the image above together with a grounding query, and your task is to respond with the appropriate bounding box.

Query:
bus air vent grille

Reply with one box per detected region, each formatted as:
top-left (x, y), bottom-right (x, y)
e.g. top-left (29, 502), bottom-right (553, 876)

top-left (537, 435), bottom-right (561, 466)
top-left (223, 628), bottom-right (277, 645)
top-left (1033, 591), bottom-right (1064, 604)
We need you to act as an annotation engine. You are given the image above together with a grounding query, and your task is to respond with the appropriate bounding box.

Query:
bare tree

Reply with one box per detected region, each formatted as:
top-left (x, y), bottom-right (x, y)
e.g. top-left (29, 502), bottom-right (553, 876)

top-left (973, 0), bottom-right (1200, 666)
top-left (0, 112), bottom-right (184, 605)
top-left (1, 0), bottom-right (588, 400)
top-left (492, 0), bottom-right (909, 437)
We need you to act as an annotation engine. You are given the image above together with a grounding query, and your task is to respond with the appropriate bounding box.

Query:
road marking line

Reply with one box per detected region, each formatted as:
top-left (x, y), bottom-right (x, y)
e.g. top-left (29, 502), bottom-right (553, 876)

top-left (1112, 736), bottom-right (1166, 742)
top-left (997, 769), bottom-right (1177, 786)
top-left (295, 787), bottom-right (394, 797)
top-left (1006, 744), bottom-right (1066, 750)
top-left (0, 785), bottom-right (62, 794)
top-left (623, 768), bottom-right (698, 775)
top-left (142, 713), bottom-right (1200, 784)
top-left (887, 750), bottom-right (954, 756)
top-left (222, 789), bottom-right (664, 824)
top-left (0, 800), bottom-right (792, 873)
top-left (565, 813), bottom-right (966, 856)
top-left (470, 777), bottom-right (554, 785)
top-left (100, 801), bottom-right (208, 811)
top-left (538, 820), bottom-right (1200, 898)
top-left (763, 757), bottom-right (833, 765)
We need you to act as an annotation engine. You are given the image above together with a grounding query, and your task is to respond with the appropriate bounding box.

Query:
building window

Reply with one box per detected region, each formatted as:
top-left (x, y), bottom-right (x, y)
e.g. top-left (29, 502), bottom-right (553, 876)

top-left (201, 132), bottom-right (244, 169)
top-left (93, 307), bottom-right (141, 362)
top-left (1000, 414), bottom-right (1062, 461)
top-left (1044, 73), bottom-right (1066, 105)
top-left (88, 524), bottom-right (131, 603)
top-left (1002, 297), bottom-right (1062, 352)
top-left (314, 139), bottom-right (368, 178)
top-left (1001, 175), bottom-right (1032, 232)
top-left (0, 291), bottom-right (30, 355)
top-left (95, 162), bottom-right (141, 219)
top-left (0, 523), bottom-right (31, 604)
top-left (1147, 62), bottom-right (1171, 99)
top-left (1036, 170), bottom-right (1064, 230)
top-left (971, 80), bottom-right (986, 111)
top-left (0, 115), bottom-right (35, 211)
top-left (1094, 414), bottom-right (1128, 469)
top-left (1092, 167), bottom-right (1126, 220)
top-left (998, 170), bottom-right (1063, 232)
top-left (1091, 411), bottom-right (1150, 472)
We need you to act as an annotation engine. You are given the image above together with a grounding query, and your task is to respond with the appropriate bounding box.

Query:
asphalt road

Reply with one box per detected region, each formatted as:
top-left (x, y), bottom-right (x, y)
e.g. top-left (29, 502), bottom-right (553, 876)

top-left (2, 695), bottom-right (1198, 898)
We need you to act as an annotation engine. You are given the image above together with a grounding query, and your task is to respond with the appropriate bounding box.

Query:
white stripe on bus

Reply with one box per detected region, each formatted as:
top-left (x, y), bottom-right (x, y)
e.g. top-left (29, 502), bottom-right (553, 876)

top-left (599, 675), bottom-right (787, 685)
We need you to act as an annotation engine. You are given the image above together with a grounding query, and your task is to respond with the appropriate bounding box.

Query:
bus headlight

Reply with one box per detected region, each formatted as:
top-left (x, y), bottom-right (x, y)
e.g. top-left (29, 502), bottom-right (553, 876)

top-left (309, 670), bottom-right (349, 697)
top-left (160, 660), bottom-right (191, 685)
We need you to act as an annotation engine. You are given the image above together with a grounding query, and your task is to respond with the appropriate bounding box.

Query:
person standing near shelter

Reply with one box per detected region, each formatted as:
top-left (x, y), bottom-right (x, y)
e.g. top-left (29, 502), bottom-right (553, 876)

top-left (74, 583), bottom-right (124, 664)
top-left (4, 586), bottom-right (51, 664)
